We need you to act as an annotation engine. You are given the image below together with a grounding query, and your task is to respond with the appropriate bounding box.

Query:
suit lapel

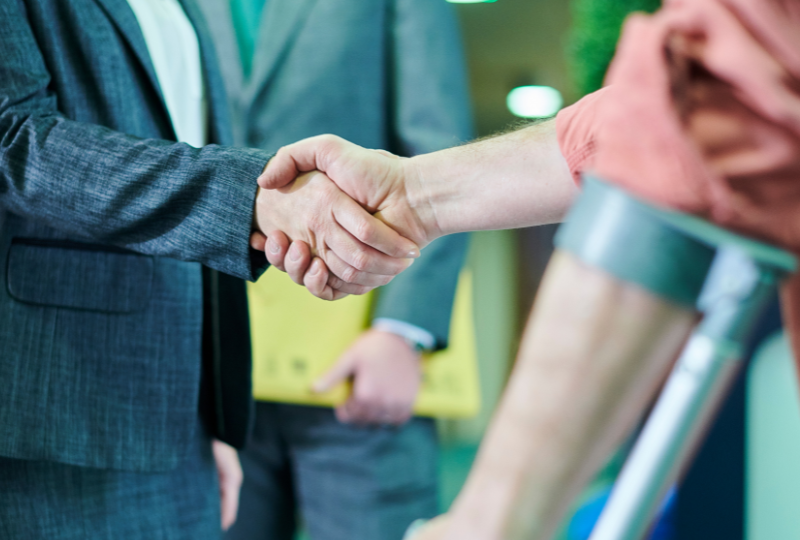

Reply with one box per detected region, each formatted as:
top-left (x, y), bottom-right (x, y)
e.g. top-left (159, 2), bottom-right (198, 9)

top-left (92, 0), bottom-right (166, 107)
top-left (243, 0), bottom-right (320, 106)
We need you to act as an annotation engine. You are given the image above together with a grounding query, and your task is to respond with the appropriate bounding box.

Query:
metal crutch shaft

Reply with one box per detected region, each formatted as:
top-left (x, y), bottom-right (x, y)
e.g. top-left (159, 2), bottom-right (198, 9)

top-left (588, 248), bottom-right (784, 540)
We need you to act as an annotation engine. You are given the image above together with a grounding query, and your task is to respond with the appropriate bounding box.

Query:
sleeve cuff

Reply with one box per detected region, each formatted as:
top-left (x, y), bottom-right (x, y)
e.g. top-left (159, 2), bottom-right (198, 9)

top-left (556, 87), bottom-right (611, 185)
top-left (372, 318), bottom-right (437, 351)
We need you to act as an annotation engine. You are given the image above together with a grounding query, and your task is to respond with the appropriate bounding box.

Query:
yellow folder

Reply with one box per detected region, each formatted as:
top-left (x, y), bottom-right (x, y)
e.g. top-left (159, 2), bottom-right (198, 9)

top-left (247, 267), bottom-right (480, 418)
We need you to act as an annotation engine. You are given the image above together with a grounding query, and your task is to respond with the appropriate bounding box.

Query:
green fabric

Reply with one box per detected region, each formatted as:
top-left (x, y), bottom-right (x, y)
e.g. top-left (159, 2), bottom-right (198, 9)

top-left (230, 0), bottom-right (266, 78)
top-left (567, 0), bottom-right (661, 96)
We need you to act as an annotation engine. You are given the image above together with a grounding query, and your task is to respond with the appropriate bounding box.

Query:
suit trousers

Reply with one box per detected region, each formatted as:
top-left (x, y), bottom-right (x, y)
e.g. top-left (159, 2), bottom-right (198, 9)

top-left (225, 402), bottom-right (439, 540)
top-left (0, 417), bottom-right (218, 540)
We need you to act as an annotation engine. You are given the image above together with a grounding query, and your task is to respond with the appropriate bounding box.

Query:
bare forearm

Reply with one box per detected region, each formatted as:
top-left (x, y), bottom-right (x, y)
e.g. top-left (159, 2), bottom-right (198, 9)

top-left (443, 252), bottom-right (695, 540)
top-left (407, 119), bottom-right (578, 237)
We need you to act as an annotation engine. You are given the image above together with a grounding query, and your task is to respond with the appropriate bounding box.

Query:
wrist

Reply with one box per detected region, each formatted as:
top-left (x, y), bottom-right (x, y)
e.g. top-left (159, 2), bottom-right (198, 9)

top-left (403, 156), bottom-right (444, 243)
top-left (372, 318), bottom-right (436, 353)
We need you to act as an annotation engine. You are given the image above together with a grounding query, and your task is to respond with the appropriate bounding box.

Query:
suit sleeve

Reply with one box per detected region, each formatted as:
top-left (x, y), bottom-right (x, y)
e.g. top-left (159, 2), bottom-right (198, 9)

top-left (371, 0), bottom-right (475, 348)
top-left (0, 0), bottom-right (269, 281)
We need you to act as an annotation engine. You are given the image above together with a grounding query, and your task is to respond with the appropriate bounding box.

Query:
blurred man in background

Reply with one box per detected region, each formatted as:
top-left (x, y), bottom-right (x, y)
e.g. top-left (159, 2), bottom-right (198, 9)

top-left (196, 1), bottom-right (473, 538)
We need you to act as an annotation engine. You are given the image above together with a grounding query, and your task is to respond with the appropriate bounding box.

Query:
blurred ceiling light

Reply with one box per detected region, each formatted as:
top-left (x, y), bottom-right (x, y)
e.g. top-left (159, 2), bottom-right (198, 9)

top-left (506, 85), bottom-right (563, 118)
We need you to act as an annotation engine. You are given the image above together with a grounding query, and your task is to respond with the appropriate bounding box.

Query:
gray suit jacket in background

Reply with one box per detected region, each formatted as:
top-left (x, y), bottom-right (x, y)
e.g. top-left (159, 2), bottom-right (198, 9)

top-left (0, 0), bottom-right (269, 472)
top-left (197, 0), bottom-right (474, 346)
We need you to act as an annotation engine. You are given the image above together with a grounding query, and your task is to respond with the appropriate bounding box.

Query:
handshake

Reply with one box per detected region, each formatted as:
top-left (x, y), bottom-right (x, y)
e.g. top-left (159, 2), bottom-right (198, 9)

top-left (251, 135), bottom-right (449, 300)
top-left (250, 118), bottom-right (577, 299)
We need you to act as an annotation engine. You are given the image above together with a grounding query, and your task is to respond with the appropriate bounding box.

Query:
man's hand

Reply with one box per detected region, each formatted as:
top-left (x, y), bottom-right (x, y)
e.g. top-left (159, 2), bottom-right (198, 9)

top-left (312, 329), bottom-right (423, 425)
top-left (258, 135), bottom-right (440, 250)
top-left (252, 169), bottom-right (419, 299)
top-left (212, 440), bottom-right (243, 532)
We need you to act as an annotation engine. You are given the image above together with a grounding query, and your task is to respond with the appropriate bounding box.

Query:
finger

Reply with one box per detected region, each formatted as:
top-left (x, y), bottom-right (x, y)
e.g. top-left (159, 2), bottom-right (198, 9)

top-left (258, 134), bottom-right (350, 190)
top-left (220, 479), bottom-right (240, 531)
top-left (312, 354), bottom-right (357, 393)
top-left (213, 442), bottom-right (243, 532)
top-left (322, 247), bottom-right (393, 290)
top-left (298, 258), bottom-right (354, 301)
top-left (333, 200), bottom-right (420, 259)
top-left (346, 386), bottom-right (383, 425)
top-left (303, 258), bottom-right (352, 301)
top-left (325, 205), bottom-right (416, 276)
top-left (301, 257), bottom-right (330, 298)
top-left (371, 402), bottom-right (407, 426)
top-left (336, 397), bottom-right (371, 425)
top-left (325, 268), bottom-right (392, 295)
top-left (353, 401), bottom-right (383, 425)
top-left (387, 405), bottom-right (414, 426)
top-left (264, 230), bottom-right (290, 271)
top-left (250, 231), bottom-right (267, 251)
top-left (334, 402), bottom-right (354, 424)
top-left (284, 241), bottom-right (313, 285)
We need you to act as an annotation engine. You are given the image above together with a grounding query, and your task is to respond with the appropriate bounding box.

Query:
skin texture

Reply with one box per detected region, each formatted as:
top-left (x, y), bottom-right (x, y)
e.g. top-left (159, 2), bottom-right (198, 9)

top-left (212, 440), bottom-right (243, 532)
top-left (428, 253), bottom-right (695, 540)
top-left (254, 119), bottom-right (577, 299)
top-left (403, 254), bottom-right (695, 540)
top-left (252, 170), bottom-right (419, 296)
top-left (314, 329), bottom-right (422, 425)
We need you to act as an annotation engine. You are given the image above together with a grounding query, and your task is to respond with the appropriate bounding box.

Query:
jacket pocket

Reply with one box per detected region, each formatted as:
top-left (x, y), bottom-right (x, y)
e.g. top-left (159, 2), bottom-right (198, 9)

top-left (7, 239), bottom-right (153, 313)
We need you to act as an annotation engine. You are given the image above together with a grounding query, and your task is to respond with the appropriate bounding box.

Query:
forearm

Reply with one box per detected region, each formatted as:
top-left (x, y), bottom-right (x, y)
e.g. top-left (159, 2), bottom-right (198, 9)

top-left (407, 119), bottom-right (578, 237)
top-left (0, 112), bottom-right (269, 280)
top-left (443, 252), bottom-right (695, 540)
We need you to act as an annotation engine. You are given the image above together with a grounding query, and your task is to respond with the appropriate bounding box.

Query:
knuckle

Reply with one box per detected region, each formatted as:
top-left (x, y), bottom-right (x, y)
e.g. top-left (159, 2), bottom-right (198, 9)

top-left (340, 265), bottom-right (359, 284)
top-left (344, 284), bottom-right (371, 296)
top-left (272, 147), bottom-right (286, 164)
top-left (319, 133), bottom-right (341, 149)
top-left (327, 274), bottom-right (345, 289)
top-left (353, 219), bottom-right (375, 243)
top-left (350, 248), bottom-right (370, 272)
top-left (354, 390), bottom-right (377, 406)
top-left (307, 212), bottom-right (324, 233)
top-left (318, 135), bottom-right (343, 162)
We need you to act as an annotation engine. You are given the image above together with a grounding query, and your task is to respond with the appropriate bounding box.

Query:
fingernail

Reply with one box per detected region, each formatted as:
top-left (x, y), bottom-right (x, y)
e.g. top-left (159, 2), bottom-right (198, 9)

top-left (268, 239), bottom-right (280, 254)
top-left (309, 259), bottom-right (322, 276)
top-left (408, 248), bottom-right (420, 259)
top-left (289, 245), bottom-right (301, 261)
top-left (405, 258), bottom-right (415, 268)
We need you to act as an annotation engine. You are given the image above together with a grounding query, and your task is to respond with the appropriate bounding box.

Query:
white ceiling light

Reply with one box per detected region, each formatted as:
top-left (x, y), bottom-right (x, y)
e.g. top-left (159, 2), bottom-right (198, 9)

top-left (506, 86), bottom-right (563, 118)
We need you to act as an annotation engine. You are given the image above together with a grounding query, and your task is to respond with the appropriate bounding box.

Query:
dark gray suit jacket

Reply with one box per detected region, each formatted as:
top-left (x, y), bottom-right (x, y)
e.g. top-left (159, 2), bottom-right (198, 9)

top-left (0, 0), bottom-right (269, 472)
top-left (197, 0), bottom-right (474, 345)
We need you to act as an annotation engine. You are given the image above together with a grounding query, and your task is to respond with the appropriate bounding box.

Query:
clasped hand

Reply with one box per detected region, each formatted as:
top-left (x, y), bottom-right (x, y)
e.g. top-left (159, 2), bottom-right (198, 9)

top-left (251, 135), bottom-right (440, 299)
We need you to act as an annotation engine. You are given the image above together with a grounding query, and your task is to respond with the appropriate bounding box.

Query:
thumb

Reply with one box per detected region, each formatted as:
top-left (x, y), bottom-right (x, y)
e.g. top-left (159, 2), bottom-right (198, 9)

top-left (313, 354), bottom-right (357, 393)
top-left (257, 134), bottom-right (347, 190)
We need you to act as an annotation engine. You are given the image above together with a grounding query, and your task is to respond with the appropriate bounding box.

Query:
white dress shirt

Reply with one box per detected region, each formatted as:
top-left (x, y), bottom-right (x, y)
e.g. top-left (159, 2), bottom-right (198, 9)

top-left (127, 0), bottom-right (207, 148)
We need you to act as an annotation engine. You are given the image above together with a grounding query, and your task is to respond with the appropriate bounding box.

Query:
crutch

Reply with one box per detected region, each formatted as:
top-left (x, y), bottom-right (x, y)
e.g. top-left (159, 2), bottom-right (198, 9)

top-left (556, 177), bottom-right (797, 540)
top-left (404, 177), bottom-right (797, 540)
